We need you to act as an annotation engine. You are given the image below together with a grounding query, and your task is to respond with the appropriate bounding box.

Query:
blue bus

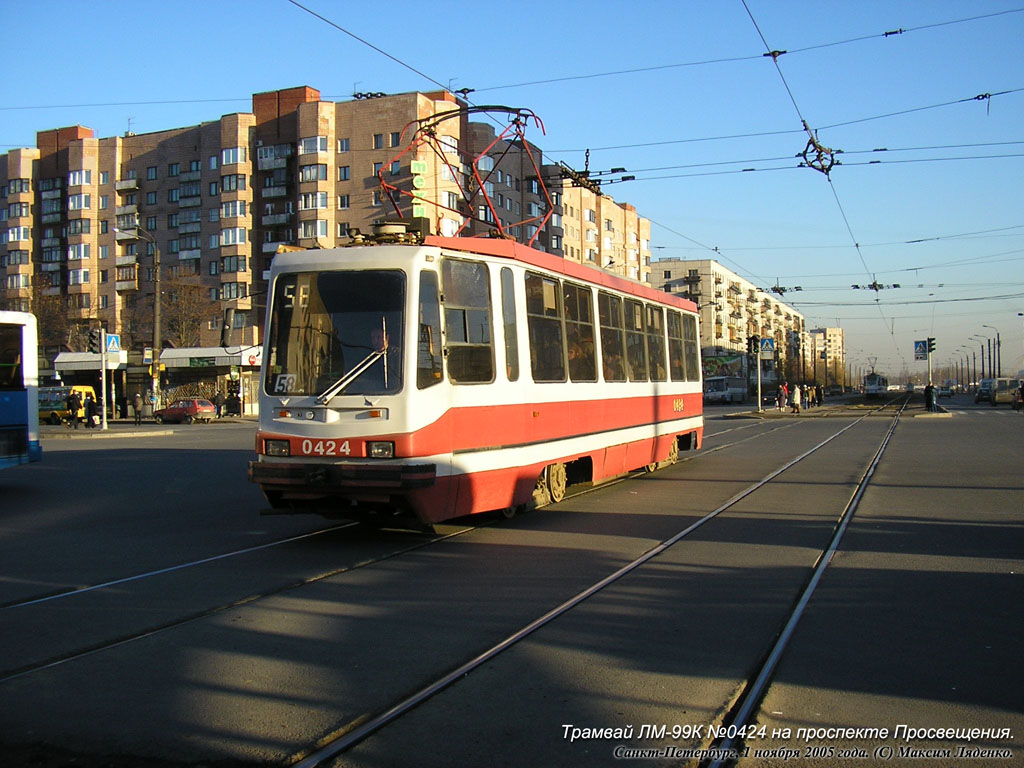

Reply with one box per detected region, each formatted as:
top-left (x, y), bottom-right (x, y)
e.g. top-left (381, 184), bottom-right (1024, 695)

top-left (0, 311), bottom-right (41, 468)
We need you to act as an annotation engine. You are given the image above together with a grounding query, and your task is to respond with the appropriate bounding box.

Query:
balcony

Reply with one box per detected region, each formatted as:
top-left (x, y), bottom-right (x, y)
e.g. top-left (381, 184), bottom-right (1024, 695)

top-left (178, 222), bottom-right (202, 235)
top-left (178, 249), bottom-right (201, 260)
top-left (115, 228), bottom-right (139, 242)
top-left (115, 179), bottom-right (138, 192)
top-left (261, 212), bottom-right (292, 226)
top-left (178, 170), bottom-right (201, 182)
top-left (115, 279), bottom-right (138, 292)
top-left (115, 204), bottom-right (137, 216)
top-left (179, 197), bottom-right (202, 208)
top-left (262, 186), bottom-right (288, 198)
top-left (258, 157), bottom-right (288, 171)
top-left (115, 255), bottom-right (138, 267)
top-left (262, 241), bottom-right (290, 253)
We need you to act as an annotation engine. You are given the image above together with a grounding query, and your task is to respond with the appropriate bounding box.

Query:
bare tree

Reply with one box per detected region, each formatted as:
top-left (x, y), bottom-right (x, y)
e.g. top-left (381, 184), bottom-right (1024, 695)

top-left (31, 282), bottom-right (76, 352)
top-left (163, 273), bottom-right (217, 348)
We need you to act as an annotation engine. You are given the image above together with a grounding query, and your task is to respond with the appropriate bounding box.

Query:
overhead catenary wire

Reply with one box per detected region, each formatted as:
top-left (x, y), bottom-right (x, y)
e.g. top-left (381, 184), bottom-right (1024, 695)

top-left (740, 0), bottom-right (911, 367)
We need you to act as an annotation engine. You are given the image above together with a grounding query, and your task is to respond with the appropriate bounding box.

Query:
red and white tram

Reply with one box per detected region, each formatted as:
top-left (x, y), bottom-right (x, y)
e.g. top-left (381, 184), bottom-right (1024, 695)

top-left (248, 234), bottom-right (704, 526)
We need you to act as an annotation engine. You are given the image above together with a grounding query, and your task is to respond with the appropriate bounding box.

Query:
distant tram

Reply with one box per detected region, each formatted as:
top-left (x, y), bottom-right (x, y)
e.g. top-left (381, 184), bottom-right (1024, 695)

top-left (249, 235), bottom-right (705, 526)
top-left (0, 311), bottom-right (41, 469)
top-left (863, 372), bottom-right (889, 397)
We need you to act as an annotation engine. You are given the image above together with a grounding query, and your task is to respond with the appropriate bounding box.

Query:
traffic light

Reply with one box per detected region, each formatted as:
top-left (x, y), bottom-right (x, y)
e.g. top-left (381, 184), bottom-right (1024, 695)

top-left (88, 328), bottom-right (101, 354)
top-left (927, 337), bottom-right (936, 354)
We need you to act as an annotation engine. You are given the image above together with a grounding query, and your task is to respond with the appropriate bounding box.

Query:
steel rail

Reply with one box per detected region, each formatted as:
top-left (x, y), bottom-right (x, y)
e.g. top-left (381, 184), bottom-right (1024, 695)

top-left (288, 410), bottom-right (883, 768)
top-left (705, 398), bottom-right (908, 767)
top-left (0, 525), bottom-right (475, 683)
top-left (0, 524), bottom-right (358, 611)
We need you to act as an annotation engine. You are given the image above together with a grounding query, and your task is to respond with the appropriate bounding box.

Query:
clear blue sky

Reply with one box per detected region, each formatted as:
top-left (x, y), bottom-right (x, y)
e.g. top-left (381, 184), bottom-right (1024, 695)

top-left (4, 0), bottom-right (1023, 380)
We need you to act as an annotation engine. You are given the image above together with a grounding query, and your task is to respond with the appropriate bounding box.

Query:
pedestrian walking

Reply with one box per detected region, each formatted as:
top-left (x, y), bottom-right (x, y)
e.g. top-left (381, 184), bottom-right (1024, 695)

top-left (791, 383), bottom-right (801, 414)
top-left (133, 392), bottom-right (143, 425)
top-left (214, 391), bottom-right (225, 419)
top-left (66, 390), bottom-right (82, 429)
top-left (83, 392), bottom-right (96, 428)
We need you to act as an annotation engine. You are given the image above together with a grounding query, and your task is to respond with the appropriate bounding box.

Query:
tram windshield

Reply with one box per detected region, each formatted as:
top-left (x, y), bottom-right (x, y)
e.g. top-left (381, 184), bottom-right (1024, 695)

top-left (264, 270), bottom-right (405, 397)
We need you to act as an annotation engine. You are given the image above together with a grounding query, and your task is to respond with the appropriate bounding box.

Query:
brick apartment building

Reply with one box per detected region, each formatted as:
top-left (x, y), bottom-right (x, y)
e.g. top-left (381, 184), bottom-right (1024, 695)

top-left (0, 85), bottom-right (652, 403)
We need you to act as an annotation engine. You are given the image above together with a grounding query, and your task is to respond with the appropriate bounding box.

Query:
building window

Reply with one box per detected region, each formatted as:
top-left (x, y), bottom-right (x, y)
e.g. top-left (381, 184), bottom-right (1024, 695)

top-left (299, 192), bottom-right (328, 210)
top-left (338, 165), bottom-right (351, 181)
top-left (221, 147), bottom-right (246, 165)
top-left (337, 138), bottom-right (350, 153)
top-left (68, 170), bottom-right (92, 187)
top-left (390, 131), bottom-right (401, 147)
top-left (221, 282), bottom-right (247, 300)
top-left (299, 164), bottom-right (327, 182)
top-left (299, 136), bottom-right (327, 155)
top-left (221, 174), bottom-right (246, 191)
top-left (300, 219), bottom-right (328, 239)
top-left (221, 200), bottom-right (246, 218)
top-left (147, 166), bottom-right (158, 180)
top-left (338, 194), bottom-right (350, 210)
top-left (68, 194), bottom-right (91, 210)
top-left (220, 227), bottom-right (247, 246)
top-left (373, 133), bottom-right (384, 150)
top-left (168, 163), bottom-right (180, 177)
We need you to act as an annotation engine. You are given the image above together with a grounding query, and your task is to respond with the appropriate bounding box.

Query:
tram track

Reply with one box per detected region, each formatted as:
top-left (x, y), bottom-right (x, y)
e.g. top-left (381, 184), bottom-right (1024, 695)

top-left (285, 402), bottom-right (909, 767)
top-left (0, 523), bottom-right (477, 683)
top-left (1, 399), bottom-right (913, 767)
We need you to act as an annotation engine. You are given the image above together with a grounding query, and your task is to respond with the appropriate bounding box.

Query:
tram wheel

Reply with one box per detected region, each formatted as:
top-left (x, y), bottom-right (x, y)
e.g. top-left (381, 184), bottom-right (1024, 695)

top-left (547, 462), bottom-right (567, 503)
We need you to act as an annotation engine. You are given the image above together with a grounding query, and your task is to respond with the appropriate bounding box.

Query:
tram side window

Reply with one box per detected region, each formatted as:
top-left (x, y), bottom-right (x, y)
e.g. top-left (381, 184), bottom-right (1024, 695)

top-left (683, 313), bottom-right (700, 381)
top-left (500, 267), bottom-right (519, 381)
top-left (525, 273), bottom-right (566, 382)
top-left (624, 299), bottom-right (648, 381)
top-left (646, 305), bottom-right (667, 382)
top-left (667, 311), bottom-right (686, 381)
top-left (564, 282), bottom-right (596, 381)
top-left (442, 258), bottom-right (494, 383)
top-left (598, 291), bottom-right (626, 382)
top-left (417, 271), bottom-right (443, 388)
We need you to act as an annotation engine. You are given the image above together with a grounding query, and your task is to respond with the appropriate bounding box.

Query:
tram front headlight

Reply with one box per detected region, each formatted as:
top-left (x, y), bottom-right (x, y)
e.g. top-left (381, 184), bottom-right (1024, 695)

top-left (265, 439), bottom-right (291, 457)
top-left (367, 441), bottom-right (394, 459)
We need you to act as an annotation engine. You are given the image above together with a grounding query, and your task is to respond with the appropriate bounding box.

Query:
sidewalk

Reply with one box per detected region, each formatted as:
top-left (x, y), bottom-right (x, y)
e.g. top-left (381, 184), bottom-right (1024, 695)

top-left (729, 399), bottom-right (950, 419)
top-left (38, 415), bottom-right (256, 439)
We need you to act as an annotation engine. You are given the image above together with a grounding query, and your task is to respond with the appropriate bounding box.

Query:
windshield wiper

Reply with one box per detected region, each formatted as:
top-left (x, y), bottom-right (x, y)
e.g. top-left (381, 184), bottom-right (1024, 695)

top-left (314, 318), bottom-right (390, 404)
top-left (314, 349), bottom-right (385, 404)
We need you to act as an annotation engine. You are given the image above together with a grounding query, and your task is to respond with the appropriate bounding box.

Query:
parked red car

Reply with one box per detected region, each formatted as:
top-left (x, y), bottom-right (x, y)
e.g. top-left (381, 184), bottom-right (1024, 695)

top-left (154, 398), bottom-right (216, 424)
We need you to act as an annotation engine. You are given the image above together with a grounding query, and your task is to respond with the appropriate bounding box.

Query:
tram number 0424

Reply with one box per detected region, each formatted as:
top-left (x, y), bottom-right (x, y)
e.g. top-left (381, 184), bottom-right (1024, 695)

top-left (299, 439), bottom-right (351, 456)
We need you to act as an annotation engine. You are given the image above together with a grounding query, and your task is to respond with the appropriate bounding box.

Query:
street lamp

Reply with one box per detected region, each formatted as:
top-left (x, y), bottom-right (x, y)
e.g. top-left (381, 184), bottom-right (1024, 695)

top-left (982, 324), bottom-right (1001, 377)
top-left (114, 224), bottom-right (161, 406)
top-left (970, 334), bottom-right (988, 379)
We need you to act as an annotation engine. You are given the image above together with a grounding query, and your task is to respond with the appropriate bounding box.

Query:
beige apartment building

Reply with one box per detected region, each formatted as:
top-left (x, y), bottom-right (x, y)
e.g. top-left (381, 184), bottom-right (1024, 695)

top-left (558, 182), bottom-right (651, 283)
top-left (1, 85), bottom-right (653, 402)
top-left (807, 327), bottom-right (847, 388)
top-left (657, 258), bottom-right (806, 385)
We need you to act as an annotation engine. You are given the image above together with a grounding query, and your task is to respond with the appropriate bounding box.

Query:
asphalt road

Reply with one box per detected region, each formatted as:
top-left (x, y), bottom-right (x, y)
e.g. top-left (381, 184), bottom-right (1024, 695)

top-left (0, 403), bottom-right (1020, 767)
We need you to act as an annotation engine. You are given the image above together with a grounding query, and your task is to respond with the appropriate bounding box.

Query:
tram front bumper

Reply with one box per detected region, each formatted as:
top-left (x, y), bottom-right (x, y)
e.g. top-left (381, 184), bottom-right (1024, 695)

top-left (247, 459), bottom-right (436, 492)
